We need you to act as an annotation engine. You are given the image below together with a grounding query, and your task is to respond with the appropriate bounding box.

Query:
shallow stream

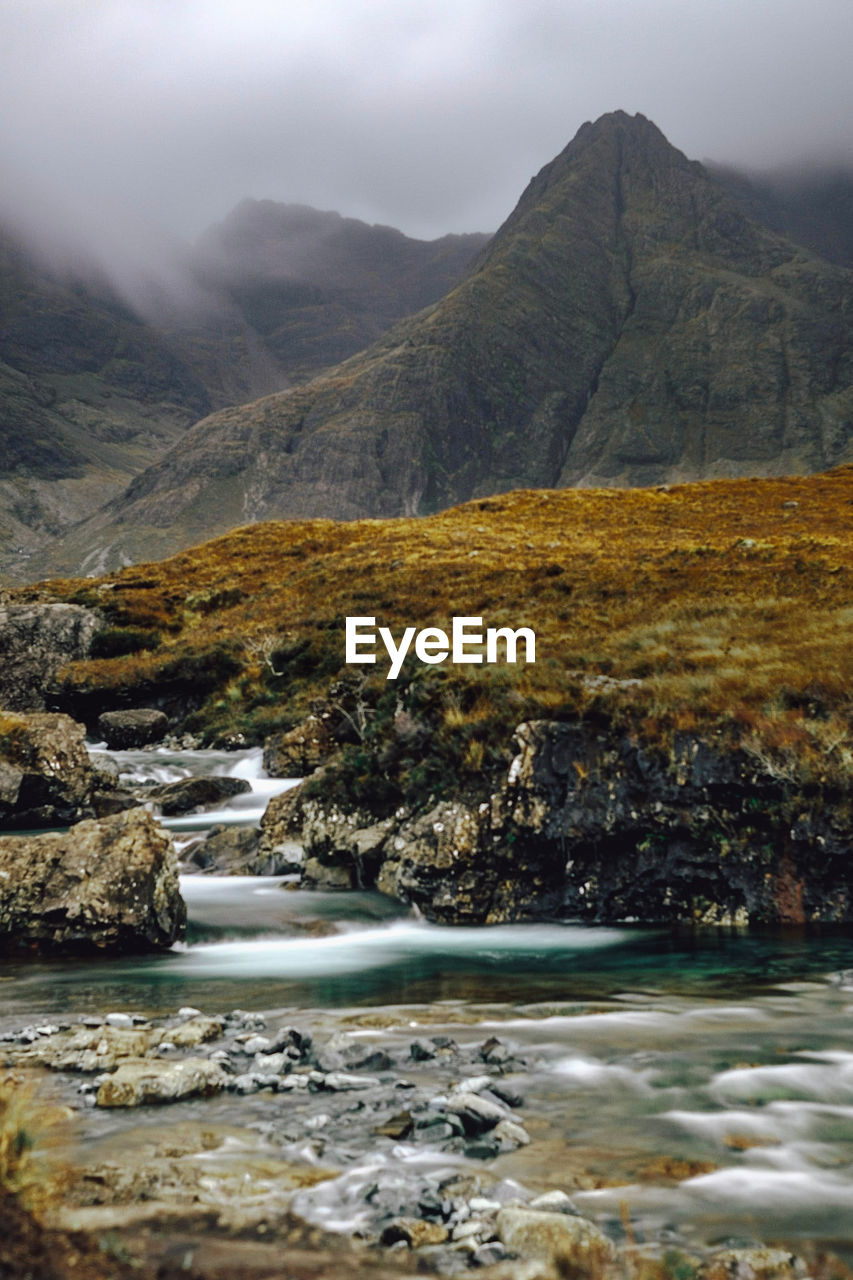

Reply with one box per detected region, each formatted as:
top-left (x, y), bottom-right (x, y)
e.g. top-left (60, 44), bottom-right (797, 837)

top-left (4, 745), bottom-right (853, 1260)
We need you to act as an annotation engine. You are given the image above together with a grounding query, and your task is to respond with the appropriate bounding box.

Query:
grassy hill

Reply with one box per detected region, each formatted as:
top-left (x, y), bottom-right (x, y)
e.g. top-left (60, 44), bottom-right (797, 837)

top-left (20, 466), bottom-right (853, 808)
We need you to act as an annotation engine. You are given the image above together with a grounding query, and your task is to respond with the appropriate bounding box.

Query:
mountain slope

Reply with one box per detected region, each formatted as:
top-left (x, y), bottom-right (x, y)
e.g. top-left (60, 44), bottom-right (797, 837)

top-left (28, 112), bottom-right (853, 575)
top-left (0, 214), bottom-right (485, 578)
top-left (0, 228), bottom-right (286, 573)
top-left (195, 201), bottom-right (489, 381)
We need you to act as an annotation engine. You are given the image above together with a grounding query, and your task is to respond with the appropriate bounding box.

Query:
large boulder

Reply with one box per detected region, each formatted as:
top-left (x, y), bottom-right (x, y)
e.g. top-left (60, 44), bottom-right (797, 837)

top-left (0, 807), bottom-right (185, 953)
top-left (97, 708), bottom-right (169, 749)
top-left (96, 1058), bottom-right (228, 1107)
top-left (0, 603), bottom-right (101, 711)
top-left (0, 711), bottom-right (102, 828)
top-left (146, 774), bottom-right (250, 815)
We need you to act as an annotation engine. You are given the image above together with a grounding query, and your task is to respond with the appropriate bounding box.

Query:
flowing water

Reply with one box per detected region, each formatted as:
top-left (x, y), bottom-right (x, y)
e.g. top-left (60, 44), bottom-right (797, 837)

top-left (4, 745), bottom-right (853, 1259)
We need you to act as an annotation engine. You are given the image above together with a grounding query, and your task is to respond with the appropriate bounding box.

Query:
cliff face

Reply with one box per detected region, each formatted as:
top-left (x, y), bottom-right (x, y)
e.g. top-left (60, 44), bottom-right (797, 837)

top-left (50, 110), bottom-right (853, 575)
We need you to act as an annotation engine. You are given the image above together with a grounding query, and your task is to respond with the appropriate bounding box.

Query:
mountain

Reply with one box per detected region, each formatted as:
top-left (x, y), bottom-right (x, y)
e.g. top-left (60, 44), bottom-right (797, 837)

top-left (0, 214), bottom-right (486, 578)
top-left (48, 110), bottom-right (852, 576)
top-left (194, 201), bottom-right (489, 382)
top-left (0, 229), bottom-right (285, 574)
top-left (711, 163), bottom-right (853, 270)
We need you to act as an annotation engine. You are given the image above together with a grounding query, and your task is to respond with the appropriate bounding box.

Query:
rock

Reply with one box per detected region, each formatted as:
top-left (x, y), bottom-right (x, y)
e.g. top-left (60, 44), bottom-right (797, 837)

top-left (181, 823), bottom-right (292, 875)
top-left (97, 708), bottom-right (169, 749)
top-left (496, 1207), bottom-right (616, 1269)
top-left (269, 1025), bottom-right (311, 1057)
top-left (242, 1034), bottom-right (272, 1054)
top-left (0, 603), bottom-right (102, 711)
top-left (380, 1218), bottom-right (449, 1248)
top-left (0, 807), bottom-right (185, 953)
top-left (445, 1091), bottom-right (508, 1134)
top-left (321, 1072), bottom-right (382, 1091)
top-left (479, 1036), bottom-right (512, 1066)
top-left (166, 1015), bottom-right (222, 1048)
top-left (316, 1032), bottom-right (393, 1073)
top-left (8, 1024), bottom-right (155, 1072)
top-left (374, 1111), bottom-right (413, 1139)
top-left (452, 1219), bottom-right (488, 1242)
top-left (91, 788), bottom-right (137, 817)
top-left (528, 1190), bottom-right (577, 1214)
top-left (0, 712), bottom-right (99, 828)
top-left (89, 753), bottom-right (120, 785)
top-left (410, 1039), bottom-right (437, 1061)
top-left (493, 1118), bottom-right (530, 1150)
top-left (268, 785), bottom-right (394, 891)
top-left (263, 715), bottom-right (336, 776)
top-left (96, 1056), bottom-right (228, 1107)
top-left (145, 774), bottom-right (250, 815)
top-left (473, 1242), bottom-right (509, 1266)
top-left (104, 1012), bottom-right (134, 1029)
top-left (702, 1247), bottom-right (808, 1280)
top-left (304, 710), bottom-right (853, 924)
top-left (302, 856), bottom-right (356, 890)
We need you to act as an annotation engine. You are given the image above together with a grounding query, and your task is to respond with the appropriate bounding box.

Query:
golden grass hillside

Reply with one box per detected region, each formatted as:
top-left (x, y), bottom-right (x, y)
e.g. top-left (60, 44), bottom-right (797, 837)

top-left (19, 466), bottom-right (853, 799)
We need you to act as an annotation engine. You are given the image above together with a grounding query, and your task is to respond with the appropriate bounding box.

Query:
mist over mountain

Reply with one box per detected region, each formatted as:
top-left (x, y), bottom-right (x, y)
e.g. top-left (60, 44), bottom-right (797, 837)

top-left (0, 209), bottom-right (486, 576)
top-left (711, 163), bottom-right (853, 271)
top-left (35, 110), bottom-right (851, 577)
top-left (193, 201), bottom-right (489, 383)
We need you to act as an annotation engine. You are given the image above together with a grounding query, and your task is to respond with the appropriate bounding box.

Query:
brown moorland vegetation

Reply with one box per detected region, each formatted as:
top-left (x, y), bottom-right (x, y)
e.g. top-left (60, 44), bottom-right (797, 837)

top-left (18, 465), bottom-right (853, 804)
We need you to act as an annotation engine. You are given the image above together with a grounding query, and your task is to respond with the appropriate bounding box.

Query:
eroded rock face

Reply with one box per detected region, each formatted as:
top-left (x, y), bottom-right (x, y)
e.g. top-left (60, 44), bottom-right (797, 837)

top-left (0, 603), bottom-right (102, 711)
top-left (0, 711), bottom-right (102, 829)
top-left (276, 719), bottom-right (853, 925)
top-left (0, 807), bottom-right (185, 953)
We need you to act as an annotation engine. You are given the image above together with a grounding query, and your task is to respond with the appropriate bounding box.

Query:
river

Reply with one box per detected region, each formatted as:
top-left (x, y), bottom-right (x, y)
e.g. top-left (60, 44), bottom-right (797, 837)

top-left (4, 744), bottom-right (853, 1262)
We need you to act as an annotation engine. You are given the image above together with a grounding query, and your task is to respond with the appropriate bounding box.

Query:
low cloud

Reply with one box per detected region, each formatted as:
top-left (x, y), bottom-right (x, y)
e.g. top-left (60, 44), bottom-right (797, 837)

top-left (2, 0), bottom-right (851, 309)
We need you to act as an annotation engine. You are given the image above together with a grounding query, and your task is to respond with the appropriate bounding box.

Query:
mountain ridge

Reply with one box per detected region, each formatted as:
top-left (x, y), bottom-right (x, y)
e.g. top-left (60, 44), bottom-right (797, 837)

top-left (38, 110), bottom-right (852, 577)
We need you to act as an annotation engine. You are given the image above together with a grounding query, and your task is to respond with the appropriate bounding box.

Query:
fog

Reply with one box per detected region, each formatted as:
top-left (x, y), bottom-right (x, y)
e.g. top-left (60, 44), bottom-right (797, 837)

top-left (2, 0), bottom-right (851, 312)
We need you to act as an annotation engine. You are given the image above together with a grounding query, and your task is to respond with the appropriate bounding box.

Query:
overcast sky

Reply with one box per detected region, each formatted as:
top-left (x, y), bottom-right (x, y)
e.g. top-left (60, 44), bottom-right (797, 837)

top-left (2, 0), bottom-right (852, 276)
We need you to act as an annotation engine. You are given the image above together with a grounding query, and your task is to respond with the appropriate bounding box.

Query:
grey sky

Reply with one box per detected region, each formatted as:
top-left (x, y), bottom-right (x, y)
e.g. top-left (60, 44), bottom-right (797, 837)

top-left (1, 0), bottom-right (851, 272)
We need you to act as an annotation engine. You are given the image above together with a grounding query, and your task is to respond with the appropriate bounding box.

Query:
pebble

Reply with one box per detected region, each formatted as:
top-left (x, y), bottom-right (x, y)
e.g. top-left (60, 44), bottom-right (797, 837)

top-left (452, 1219), bottom-right (488, 1242)
top-left (473, 1242), bottom-right (509, 1266)
top-left (243, 1035), bottom-right (272, 1055)
top-left (529, 1189), bottom-right (577, 1214)
top-left (322, 1071), bottom-right (382, 1091)
top-left (494, 1118), bottom-right (530, 1149)
top-left (445, 1091), bottom-right (508, 1134)
top-left (105, 1012), bottom-right (134, 1029)
top-left (305, 1112), bottom-right (331, 1130)
top-left (469, 1196), bottom-right (502, 1214)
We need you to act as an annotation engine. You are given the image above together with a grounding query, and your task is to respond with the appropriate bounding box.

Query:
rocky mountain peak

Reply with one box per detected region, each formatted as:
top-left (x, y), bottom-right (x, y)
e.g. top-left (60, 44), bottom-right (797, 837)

top-left (19, 113), bottom-right (853, 577)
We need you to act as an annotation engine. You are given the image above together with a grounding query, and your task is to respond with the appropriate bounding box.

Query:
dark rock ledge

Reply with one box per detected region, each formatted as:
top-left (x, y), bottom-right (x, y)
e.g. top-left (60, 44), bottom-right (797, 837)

top-left (262, 720), bottom-right (853, 926)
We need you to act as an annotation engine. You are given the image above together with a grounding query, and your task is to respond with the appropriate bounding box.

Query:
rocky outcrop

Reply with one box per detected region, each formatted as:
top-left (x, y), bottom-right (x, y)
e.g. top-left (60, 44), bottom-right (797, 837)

top-left (0, 711), bottom-right (104, 828)
top-left (0, 604), bottom-right (102, 711)
top-left (279, 719), bottom-right (853, 926)
top-left (98, 708), bottom-right (169, 749)
top-left (263, 714), bottom-right (336, 777)
top-left (0, 807), bottom-right (185, 953)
